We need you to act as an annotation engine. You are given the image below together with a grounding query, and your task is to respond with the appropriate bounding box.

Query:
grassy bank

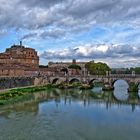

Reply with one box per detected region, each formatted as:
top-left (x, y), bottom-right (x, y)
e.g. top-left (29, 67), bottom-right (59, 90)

top-left (0, 85), bottom-right (54, 105)
top-left (0, 83), bottom-right (93, 105)
top-left (0, 83), bottom-right (139, 105)
top-left (53, 83), bottom-right (92, 89)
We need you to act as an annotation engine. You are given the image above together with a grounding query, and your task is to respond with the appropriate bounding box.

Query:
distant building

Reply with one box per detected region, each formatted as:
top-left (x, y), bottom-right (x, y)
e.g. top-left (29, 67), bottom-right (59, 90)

top-left (48, 59), bottom-right (88, 69)
top-left (47, 59), bottom-right (90, 76)
top-left (0, 42), bottom-right (39, 76)
top-left (111, 68), bottom-right (128, 74)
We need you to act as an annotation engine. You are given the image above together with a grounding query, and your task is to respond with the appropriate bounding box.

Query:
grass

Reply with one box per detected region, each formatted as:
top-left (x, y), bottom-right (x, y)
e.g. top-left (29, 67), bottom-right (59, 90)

top-left (0, 85), bottom-right (52, 105)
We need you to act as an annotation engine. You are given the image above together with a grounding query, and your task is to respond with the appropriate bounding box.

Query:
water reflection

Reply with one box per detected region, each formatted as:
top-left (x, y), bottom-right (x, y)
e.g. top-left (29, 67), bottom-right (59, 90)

top-left (0, 88), bottom-right (140, 140)
top-left (138, 84), bottom-right (140, 98)
top-left (0, 88), bottom-right (139, 120)
top-left (138, 89), bottom-right (140, 98)
top-left (113, 80), bottom-right (129, 101)
top-left (113, 89), bottom-right (129, 101)
top-left (91, 87), bottom-right (103, 93)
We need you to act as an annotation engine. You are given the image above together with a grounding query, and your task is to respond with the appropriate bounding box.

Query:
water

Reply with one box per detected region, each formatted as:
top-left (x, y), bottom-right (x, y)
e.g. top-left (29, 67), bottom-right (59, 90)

top-left (138, 84), bottom-right (140, 98)
top-left (113, 80), bottom-right (129, 101)
top-left (0, 81), bottom-right (140, 140)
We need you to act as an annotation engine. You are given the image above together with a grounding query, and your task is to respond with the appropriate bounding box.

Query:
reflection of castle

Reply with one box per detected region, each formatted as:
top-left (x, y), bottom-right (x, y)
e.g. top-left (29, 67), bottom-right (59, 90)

top-left (0, 41), bottom-right (39, 76)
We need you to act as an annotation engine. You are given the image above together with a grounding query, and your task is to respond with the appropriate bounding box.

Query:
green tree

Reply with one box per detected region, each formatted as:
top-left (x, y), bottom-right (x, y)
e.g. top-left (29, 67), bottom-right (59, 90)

top-left (68, 64), bottom-right (81, 70)
top-left (130, 67), bottom-right (140, 74)
top-left (85, 61), bottom-right (110, 75)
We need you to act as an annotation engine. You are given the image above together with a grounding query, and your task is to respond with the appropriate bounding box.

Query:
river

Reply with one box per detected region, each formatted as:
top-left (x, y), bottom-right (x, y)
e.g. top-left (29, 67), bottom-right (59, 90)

top-left (0, 80), bottom-right (140, 140)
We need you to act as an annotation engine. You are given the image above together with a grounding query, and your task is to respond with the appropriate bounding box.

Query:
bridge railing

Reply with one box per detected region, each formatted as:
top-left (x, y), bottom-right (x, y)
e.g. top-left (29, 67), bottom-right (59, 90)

top-left (1, 73), bottom-right (140, 78)
top-left (107, 74), bottom-right (140, 77)
top-left (48, 74), bottom-right (140, 78)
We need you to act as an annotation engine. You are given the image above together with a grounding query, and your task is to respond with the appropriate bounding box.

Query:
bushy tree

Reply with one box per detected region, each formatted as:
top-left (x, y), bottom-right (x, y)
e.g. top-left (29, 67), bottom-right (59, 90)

top-left (130, 67), bottom-right (140, 74)
top-left (68, 64), bottom-right (81, 70)
top-left (85, 61), bottom-right (110, 75)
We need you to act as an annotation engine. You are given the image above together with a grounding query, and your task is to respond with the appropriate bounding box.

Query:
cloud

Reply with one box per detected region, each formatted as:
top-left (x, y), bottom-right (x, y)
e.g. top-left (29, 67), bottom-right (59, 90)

top-left (21, 33), bottom-right (38, 40)
top-left (20, 0), bottom-right (66, 8)
top-left (41, 44), bottom-right (140, 59)
top-left (40, 43), bottom-right (140, 67)
top-left (40, 29), bottom-right (66, 39)
top-left (20, 28), bottom-right (66, 40)
top-left (1, 0), bottom-right (140, 67)
top-left (0, 0), bottom-right (140, 43)
top-left (0, 0), bottom-right (140, 31)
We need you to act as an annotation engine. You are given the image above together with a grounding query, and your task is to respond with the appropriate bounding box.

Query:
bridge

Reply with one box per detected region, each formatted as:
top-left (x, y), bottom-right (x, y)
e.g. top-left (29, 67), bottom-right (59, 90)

top-left (35, 73), bottom-right (140, 88)
top-left (1, 73), bottom-right (140, 90)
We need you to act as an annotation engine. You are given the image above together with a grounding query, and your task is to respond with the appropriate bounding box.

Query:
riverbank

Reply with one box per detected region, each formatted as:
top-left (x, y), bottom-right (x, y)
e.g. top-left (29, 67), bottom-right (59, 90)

top-left (0, 83), bottom-right (90, 105)
top-left (0, 85), bottom-right (53, 105)
top-left (0, 83), bottom-right (140, 106)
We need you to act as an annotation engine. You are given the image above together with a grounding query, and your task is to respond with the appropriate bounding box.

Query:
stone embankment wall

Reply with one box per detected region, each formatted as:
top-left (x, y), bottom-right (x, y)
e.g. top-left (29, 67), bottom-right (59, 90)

top-left (0, 77), bottom-right (35, 90)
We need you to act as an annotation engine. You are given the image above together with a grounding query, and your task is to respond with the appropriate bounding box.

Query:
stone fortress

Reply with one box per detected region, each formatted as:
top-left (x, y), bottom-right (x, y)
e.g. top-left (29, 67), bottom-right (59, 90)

top-left (0, 42), bottom-right (39, 76)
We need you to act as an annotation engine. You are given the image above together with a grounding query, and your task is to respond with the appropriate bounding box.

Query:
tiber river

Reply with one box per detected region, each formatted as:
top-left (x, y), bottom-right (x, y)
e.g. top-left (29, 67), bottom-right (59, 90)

top-left (0, 80), bottom-right (140, 140)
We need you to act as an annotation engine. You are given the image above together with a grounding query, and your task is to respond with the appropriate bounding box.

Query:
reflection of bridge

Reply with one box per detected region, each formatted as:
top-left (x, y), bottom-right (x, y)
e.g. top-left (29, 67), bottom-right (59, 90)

top-left (36, 74), bottom-right (140, 87)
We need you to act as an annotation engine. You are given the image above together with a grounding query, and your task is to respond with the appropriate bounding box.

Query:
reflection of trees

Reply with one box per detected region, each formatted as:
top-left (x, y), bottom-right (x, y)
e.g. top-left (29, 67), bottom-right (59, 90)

top-left (131, 104), bottom-right (135, 112)
top-left (33, 91), bottom-right (49, 101)
top-left (55, 97), bottom-right (61, 107)
top-left (1, 88), bottom-right (139, 119)
top-left (33, 88), bottom-right (138, 112)
top-left (0, 101), bottom-right (39, 119)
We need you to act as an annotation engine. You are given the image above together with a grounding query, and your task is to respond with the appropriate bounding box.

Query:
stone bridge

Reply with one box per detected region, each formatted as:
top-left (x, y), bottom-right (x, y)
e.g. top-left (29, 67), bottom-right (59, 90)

top-left (45, 74), bottom-right (140, 87)
top-left (1, 74), bottom-right (140, 90)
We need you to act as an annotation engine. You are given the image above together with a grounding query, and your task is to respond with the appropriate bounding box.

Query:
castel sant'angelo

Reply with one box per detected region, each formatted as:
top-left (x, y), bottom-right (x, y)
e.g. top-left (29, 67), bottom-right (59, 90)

top-left (0, 42), bottom-right (88, 77)
top-left (0, 42), bottom-right (39, 76)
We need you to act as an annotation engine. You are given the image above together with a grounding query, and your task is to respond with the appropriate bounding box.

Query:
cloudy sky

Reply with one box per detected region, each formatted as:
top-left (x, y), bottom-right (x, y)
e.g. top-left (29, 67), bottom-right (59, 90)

top-left (0, 0), bottom-right (140, 68)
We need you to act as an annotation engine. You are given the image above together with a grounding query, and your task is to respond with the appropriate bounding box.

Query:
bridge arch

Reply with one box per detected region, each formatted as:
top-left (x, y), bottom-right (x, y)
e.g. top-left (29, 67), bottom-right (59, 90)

top-left (136, 81), bottom-right (140, 89)
top-left (112, 79), bottom-right (129, 88)
top-left (52, 78), bottom-right (59, 84)
top-left (69, 78), bottom-right (81, 84)
top-left (137, 83), bottom-right (140, 98)
top-left (51, 78), bottom-right (65, 84)
top-left (89, 79), bottom-right (104, 86)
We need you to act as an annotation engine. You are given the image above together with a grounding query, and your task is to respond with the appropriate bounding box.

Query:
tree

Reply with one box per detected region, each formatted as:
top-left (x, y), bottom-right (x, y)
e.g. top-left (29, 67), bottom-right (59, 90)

top-left (68, 64), bottom-right (81, 70)
top-left (85, 61), bottom-right (110, 75)
top-left (130, 67), bottom-right (140, 74)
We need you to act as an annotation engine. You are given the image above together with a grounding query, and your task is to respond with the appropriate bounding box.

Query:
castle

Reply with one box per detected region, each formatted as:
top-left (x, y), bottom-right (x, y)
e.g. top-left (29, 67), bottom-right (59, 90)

top-left (0, 42), bottom-right (39, 76)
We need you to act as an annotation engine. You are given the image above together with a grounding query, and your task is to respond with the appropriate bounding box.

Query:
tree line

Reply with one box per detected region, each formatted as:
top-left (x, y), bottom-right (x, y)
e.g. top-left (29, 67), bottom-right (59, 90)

top-left (85, 61), bottom-right (140, 75)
